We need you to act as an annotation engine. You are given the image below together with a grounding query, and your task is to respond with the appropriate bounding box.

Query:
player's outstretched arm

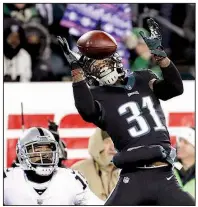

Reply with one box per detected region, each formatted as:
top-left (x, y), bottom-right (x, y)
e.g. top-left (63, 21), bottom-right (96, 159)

top-left (57, 36), bottom-right (101, 122)
top-left (150, 57), bottom-right (184, 100)
top-left (140, 19), bottom-right (184, 100)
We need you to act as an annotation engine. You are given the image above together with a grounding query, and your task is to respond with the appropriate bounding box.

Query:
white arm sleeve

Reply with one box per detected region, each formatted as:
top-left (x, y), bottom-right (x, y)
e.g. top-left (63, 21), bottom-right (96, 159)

top-left (72, 170), bottom-right (104, 205)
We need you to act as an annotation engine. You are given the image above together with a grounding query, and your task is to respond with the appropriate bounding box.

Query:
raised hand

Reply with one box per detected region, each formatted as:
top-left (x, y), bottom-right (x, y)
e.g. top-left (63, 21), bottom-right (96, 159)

top-left (57, 36), bottom-right (79, 67)
top-left (139, 18), bottom-right (167, 58)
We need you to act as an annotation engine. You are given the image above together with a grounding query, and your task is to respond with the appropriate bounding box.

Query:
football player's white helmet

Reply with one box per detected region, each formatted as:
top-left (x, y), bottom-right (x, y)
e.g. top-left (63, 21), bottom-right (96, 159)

top-left (16, 127), bottom-right (59, 176)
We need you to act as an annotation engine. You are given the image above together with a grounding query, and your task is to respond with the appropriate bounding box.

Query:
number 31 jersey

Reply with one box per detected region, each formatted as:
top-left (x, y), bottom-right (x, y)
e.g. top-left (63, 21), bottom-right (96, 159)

top-left (90, 70), bottom-right (171, 152)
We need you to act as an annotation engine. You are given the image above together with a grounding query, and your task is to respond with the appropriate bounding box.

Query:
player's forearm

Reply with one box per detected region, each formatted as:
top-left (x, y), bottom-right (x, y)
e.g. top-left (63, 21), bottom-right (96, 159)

top-left (71, 62), bottom-right (86, 83)
top-left (72, 66), bottom-right (99, 122)
top-left (159, 58), bottom-right (184, 93)
top-left (153, 58), bottom-right (184, 100)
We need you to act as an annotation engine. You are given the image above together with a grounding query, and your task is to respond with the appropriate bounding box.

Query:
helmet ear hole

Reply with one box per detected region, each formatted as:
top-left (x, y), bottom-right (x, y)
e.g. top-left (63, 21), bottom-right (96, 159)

top-left (86, 76), bottom-right (99, 86)
top-left (117, 68), bottom-right (122, 73)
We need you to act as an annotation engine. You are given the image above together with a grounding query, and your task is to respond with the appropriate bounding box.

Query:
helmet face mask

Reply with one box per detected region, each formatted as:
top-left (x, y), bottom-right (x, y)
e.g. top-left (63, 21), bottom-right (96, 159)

top-left (25, 141), bottom-right (57, 165)
top-left (81, 52), bottom-right (125, 86)
top-left (17, 128), bottom-right (59, 176)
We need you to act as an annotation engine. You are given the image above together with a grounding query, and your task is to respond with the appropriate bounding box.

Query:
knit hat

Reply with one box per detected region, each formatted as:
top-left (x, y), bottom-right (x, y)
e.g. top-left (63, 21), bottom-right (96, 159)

top-left (177, 127), bottom-right (195, 147)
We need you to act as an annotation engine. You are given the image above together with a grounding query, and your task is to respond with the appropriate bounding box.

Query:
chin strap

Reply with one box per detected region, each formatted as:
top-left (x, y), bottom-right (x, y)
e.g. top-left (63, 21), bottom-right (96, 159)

top-left (35, 166), bottom-right (56, 176)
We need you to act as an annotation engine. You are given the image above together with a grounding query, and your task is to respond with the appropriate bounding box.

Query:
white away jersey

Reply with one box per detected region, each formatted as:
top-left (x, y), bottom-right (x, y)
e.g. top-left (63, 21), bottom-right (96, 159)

top-left (4, 167), bottom-right (104, 205)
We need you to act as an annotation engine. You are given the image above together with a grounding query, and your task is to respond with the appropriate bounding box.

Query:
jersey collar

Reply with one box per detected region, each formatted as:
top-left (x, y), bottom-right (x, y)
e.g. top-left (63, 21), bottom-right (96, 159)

top-left (106, 73), bottom-right (135, 90)
top-left (124, 73), bottom-right (136, 91)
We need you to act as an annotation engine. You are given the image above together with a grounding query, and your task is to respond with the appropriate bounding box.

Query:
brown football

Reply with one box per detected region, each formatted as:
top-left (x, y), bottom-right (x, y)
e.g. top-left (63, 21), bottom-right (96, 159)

top-left (77, 30), bottom-right (117, 59)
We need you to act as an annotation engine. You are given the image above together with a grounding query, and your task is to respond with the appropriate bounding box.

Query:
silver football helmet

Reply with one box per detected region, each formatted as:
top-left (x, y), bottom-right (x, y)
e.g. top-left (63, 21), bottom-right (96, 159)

top-left (16, 127), bottom-right (59, 176)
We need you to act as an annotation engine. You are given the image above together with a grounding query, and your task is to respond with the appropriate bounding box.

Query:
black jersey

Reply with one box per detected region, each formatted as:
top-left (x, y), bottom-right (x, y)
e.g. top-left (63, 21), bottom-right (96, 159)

top-left (90, 70), bottom-right (171, 152)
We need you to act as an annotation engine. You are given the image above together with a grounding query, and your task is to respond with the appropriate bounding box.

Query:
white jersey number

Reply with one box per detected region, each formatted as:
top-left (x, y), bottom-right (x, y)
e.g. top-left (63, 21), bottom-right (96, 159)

top-left (118, 96), bottom-right (166, 138)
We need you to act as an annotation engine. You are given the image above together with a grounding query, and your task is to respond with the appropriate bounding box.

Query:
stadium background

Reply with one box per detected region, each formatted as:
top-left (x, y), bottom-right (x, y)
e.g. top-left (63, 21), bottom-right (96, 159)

top-left (4, 3), bottom-right (195, 168)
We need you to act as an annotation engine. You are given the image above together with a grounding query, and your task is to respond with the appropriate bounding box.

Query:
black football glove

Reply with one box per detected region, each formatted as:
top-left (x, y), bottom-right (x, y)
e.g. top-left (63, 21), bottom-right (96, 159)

top-left (139, 18), bottom-right (167, 58)
top-left (48, 120), bottom-right (68, 161)
top-left (57, 36), bottom-right (79, 68)
top-left (48, 120), bottom-right (58, 132)
top-left (48, 120), bottom-right (60, 142)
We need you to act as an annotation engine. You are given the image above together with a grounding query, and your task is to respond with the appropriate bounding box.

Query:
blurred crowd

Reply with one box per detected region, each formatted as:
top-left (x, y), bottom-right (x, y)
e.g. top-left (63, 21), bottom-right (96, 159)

top-left (4, 3), bottom-right (195, 82)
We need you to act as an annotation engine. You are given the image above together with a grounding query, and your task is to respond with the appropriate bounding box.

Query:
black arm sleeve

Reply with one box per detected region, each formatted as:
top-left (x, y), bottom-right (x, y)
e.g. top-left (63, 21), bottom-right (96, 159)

top-left (72, 80), bottom-right (103, 125)
top-left (4, 170), bottom-right (6, 178)
top-left (144, 61), bottom-right (184, 101)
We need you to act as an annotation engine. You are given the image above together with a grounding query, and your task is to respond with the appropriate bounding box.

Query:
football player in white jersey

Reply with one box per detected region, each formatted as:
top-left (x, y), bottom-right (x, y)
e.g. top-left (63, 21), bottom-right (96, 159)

top-left (4, 127), bottom-right (104, 205)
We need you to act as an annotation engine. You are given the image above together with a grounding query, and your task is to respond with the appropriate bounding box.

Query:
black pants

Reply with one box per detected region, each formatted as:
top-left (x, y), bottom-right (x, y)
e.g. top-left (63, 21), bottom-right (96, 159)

top-left (105, 166), bottom-right (195, 206)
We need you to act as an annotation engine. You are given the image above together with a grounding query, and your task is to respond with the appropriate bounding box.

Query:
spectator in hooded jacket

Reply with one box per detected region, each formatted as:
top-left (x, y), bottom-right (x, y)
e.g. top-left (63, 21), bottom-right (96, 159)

top-left (4, 4), bottom-right (44, 25)
top-left (71, 128), bottom-right (119, 201)
top-left (4, 18), bottom-right (32, 82)
top-left (23, 21), bottom-right (56, 81)
top-left (36, 4), bottom-right (72, 80)
top-left (174, 127), bottom-right (195, 198)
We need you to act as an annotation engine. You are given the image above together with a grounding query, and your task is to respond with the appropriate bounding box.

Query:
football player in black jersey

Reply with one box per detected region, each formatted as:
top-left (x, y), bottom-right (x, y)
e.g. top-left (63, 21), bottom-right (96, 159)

top-left (57, 19), bottom-right (195, 205)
